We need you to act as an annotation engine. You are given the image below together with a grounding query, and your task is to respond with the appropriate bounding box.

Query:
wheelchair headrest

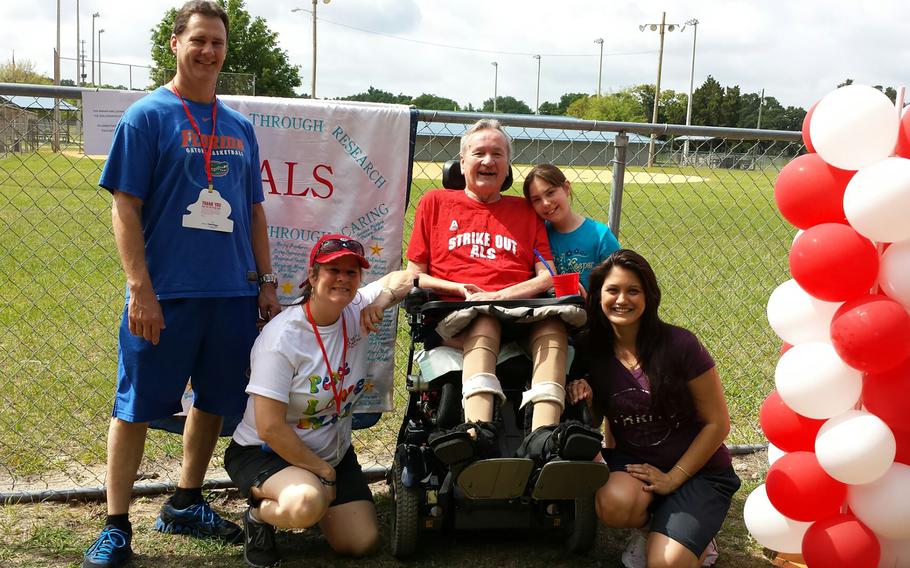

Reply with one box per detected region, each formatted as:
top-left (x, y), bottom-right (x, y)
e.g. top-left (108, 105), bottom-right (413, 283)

top-left (442, 160), bottom-right (514, 191)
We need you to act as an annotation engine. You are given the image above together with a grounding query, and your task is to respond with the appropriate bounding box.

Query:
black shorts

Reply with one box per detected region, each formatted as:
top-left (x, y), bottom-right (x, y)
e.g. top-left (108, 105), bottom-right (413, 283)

top-left (603, 448), bottom-right (741, 556)
top-left (224, 440), bottom-right (373, 507)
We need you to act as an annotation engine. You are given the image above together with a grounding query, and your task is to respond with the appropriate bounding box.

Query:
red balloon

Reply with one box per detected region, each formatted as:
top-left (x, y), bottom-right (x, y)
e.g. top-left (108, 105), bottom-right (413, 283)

top-left (830, 295), bottom-right (910, 373)
top-left (766, 451), bottom-right (847, 522)
top-left (802, 101), bottom-right (817, 153)
top-left (863, 357), bottom-right (910, 432)
top-left (774, 154), bottom-right (853, 229)
top-left (760, 390), bottom-right (826, 452)
top-left (802, 514), bottom-right (880, 568)
top-left (895, 107), bottom-right (910, 159)
top-left (789, 223), bottom-right (879, 302)
top-left (780, 342), bottom-right (793, 356)
top-left (894, 427), bottom-right (910, 465)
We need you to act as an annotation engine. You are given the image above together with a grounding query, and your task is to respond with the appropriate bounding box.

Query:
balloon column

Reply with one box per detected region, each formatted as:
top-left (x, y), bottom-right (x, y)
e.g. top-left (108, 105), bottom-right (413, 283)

top-left (747, 85), bottom-right (910, 568)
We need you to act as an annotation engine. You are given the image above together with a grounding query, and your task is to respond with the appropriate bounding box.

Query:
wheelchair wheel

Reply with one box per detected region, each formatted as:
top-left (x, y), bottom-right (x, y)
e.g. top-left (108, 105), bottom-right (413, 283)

top-left (390, 448), bottom-right (421, 558)
top-left (564, 496), bottom-right (598, 554)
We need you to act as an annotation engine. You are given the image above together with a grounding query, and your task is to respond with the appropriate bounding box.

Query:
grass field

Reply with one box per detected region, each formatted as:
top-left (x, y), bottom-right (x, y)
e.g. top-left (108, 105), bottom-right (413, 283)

top-left (0, 147), bottom-right (792, 564)
top-left (0, 452), bottom-right (773, 567)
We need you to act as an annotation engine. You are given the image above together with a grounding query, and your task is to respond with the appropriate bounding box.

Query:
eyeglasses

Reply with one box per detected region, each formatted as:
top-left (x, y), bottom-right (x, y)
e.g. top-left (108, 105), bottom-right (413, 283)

top-left (316, 238), bottom-right (365, 258)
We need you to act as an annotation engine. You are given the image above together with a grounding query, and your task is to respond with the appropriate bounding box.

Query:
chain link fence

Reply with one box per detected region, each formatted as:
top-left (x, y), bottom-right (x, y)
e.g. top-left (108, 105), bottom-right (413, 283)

top-left (0, 84), bottom-right (802, 501)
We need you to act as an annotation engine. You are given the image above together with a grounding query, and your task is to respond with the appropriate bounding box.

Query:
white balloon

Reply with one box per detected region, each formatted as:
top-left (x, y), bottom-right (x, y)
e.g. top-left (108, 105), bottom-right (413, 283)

top-left (775, 342), bottom-right (863, 419)
top-left (849, 463), bottom-right (910, 539)
top-left (767, 279), bottom-right (842, 345)
top-left (844, 157), bottom-right (910, 243)
top-left (768, 442), bottom-right (786, 466)
top-left (815, 410), bottom-right (896, 485)
top-left (810, 84), bottom-right (899, 171)
top-left (744, 484), bottom-right (812, 554)
top-left (881, 240), bottom-right (910, 309)
top-left (878, 535), bottom-right (910, 568)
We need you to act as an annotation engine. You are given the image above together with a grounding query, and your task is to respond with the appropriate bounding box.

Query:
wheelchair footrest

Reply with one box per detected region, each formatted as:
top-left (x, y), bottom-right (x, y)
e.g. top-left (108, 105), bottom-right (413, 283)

top-left (531, 461), bottom-right (610, 500)
top-left (456, 458), bottom-right (534, 500)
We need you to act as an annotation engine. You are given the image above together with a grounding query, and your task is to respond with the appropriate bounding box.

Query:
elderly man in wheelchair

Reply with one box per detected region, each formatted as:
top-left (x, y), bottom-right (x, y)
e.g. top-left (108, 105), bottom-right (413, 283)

top-left (390, 118), bottom-right (608, 556)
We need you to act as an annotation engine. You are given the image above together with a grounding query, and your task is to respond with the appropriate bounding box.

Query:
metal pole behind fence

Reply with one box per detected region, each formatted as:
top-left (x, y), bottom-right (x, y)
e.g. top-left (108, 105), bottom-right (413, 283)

top-left (609, 133), bottom-right (628, 239)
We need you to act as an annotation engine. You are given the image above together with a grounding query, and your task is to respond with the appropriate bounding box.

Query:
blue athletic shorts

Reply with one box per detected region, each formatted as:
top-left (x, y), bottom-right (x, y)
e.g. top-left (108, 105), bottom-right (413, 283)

top-left (113, 296), bottom-right (258, 423)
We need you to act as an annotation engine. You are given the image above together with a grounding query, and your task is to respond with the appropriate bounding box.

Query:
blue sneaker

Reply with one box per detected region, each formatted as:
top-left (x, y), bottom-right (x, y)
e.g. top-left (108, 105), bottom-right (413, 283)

top-left (83, 525), bottom-right (132, 568)
top-left (154, 499), bottom-right (243, 544)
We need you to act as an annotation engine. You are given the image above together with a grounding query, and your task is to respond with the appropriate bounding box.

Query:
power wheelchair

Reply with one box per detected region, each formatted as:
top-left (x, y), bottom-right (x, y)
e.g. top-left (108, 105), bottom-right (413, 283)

top-left (387, 160), bottom-right (610, 557)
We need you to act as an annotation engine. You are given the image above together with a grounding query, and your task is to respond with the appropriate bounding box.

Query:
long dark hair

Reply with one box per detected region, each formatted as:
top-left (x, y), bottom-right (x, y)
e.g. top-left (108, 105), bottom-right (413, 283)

top-left (585, 249), bottom-right (692, 418)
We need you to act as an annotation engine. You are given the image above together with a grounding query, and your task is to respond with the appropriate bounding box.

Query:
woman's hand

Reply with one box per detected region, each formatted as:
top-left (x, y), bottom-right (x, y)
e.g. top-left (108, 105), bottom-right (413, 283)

top-left (625, 463), bottom-right (685, 495)
top-left (567, 378), bottom-right (594, 406)
top-left (314, 463), bottom-right (337, 502)
top-left (360, 303), bottom-right (385, 335)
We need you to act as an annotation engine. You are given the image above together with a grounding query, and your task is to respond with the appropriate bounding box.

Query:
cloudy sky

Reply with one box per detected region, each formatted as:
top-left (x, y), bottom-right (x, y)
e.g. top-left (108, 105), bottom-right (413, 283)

top-left (3, 0), bottom-right (908, 112)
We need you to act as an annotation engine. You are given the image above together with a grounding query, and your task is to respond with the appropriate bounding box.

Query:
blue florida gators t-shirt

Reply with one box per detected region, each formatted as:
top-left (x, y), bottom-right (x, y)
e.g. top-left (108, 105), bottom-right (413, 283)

top-left (546, 217), bottom-right (620, 291)
top-left (100, 86), bottom-right (264, 300)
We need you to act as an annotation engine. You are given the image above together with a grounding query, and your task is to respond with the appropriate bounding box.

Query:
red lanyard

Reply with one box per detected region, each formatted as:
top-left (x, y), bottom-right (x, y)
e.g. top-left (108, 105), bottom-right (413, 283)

top-left (305, 301), bottom-right (349, 414)
top-left (170, 83), bottom-right (218, 191)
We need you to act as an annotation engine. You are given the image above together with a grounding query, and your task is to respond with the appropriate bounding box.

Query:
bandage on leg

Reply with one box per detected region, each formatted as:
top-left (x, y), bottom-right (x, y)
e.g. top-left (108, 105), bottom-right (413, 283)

top-left (461, 321), bottom-right (501, 423)
top-left (528, 325), bottom-right (568, 430)
top-left (463, 372), bottom-right (505, 423)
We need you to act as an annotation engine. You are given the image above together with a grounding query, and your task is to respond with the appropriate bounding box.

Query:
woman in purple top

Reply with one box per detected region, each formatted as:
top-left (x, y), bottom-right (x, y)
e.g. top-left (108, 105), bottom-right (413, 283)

top-left (569, 250), bottom-right (740, 568)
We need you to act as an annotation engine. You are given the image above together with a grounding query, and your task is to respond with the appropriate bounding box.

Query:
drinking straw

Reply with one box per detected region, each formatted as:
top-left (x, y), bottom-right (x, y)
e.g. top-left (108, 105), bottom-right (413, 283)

top-left (533, 248), bottom-right (556, 276)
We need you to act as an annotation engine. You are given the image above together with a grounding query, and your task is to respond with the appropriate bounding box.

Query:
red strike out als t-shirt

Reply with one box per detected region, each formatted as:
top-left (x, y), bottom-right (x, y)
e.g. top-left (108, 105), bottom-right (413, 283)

top-left (407, 189), bottom-right (552, 297)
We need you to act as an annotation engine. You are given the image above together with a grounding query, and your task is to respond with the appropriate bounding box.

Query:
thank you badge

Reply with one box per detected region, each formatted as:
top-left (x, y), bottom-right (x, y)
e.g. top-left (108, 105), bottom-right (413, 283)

top-left (183, 187), bottom-right (234, 232)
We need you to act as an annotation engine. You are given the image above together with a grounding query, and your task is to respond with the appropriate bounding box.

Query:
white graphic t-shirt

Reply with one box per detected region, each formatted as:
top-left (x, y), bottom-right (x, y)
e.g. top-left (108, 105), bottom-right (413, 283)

top-left (232, 281), bottom-right (382, 466)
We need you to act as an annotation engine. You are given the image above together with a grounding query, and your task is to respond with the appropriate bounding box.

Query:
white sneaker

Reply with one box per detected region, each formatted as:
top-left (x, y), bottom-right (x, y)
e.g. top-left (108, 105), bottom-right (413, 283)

top-left (701, 538), bottom-right (719, 567)
top-left (621, 529), bottom-right (648, 568)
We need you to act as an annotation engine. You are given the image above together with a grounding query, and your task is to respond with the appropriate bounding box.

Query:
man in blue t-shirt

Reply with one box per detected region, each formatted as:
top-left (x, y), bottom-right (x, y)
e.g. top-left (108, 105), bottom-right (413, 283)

top-left (83, 3), bottom-right (280, 567)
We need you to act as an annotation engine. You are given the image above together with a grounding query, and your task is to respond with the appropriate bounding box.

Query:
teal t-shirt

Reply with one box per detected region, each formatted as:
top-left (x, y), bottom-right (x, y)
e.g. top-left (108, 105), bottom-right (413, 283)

top-left (546, 218), bottom-right (620, 291)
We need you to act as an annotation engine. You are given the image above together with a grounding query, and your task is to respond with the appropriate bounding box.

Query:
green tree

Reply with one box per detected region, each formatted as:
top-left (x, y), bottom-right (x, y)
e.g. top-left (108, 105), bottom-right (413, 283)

top-left (692, 75), bottom-right (724, 126)
top-left (0, 58), bottom-right (52, 84)
top-left (628, 85), bottom-right (687, 124)
top-left (340, 87), bottom-right (412, 105)
top-left (539, 92), bottom-right (588, 116)
top-left (149, 0), bottom-right (300, 96)
top-left (566, 89), bottom-right (647, 122)
top-left (411, 93), bottom-right (460, 111)
top-left (482, 96), bottom-right (532, 114)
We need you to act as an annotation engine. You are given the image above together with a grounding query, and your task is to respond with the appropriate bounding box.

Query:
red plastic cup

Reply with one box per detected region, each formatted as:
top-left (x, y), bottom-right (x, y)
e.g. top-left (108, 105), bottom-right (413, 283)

top-left (552, 272), bottom-right (580, 297)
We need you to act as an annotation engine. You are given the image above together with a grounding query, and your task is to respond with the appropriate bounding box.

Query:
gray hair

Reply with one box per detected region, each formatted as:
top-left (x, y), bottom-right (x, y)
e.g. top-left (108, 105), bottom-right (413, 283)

top-left (459, 118), bottom-right (512, 161)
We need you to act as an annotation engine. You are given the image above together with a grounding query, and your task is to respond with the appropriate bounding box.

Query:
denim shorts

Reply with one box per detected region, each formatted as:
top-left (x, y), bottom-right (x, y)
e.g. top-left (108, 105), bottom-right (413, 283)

top-left (604, 448), bottom-right (741, 556)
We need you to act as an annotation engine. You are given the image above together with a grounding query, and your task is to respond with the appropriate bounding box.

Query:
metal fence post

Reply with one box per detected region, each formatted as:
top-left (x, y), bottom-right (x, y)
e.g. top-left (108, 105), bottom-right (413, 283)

top-left (609, 132), bottom-right (628, 240)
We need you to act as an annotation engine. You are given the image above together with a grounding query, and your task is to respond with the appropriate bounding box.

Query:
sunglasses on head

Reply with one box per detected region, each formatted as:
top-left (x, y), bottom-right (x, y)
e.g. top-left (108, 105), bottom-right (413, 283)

top-left (317, 238), bottom-right (365, 258)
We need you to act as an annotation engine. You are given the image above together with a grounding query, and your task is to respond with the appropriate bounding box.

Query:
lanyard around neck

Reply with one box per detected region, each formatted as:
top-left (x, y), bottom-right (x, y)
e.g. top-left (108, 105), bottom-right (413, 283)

top-left (170, 83), bottom-right (218, 192)
top-left (305, 301), bottom-right (349, 415)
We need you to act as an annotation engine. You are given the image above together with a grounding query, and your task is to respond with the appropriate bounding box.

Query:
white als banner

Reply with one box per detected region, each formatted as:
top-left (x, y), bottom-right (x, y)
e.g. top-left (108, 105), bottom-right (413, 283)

top-left (84, 91), bottom-right (414, 413)
top-left (228, 96), bottom-right (413, 413)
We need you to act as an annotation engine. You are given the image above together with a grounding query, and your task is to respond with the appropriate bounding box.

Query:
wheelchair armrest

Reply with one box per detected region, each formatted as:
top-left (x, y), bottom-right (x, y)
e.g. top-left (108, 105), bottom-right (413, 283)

top-left (403, 285), bottom-right (439, 314)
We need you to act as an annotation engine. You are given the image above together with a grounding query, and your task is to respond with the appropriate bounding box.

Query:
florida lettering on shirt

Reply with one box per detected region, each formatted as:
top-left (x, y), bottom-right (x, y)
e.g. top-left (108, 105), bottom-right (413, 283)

top-left (447, 231), bottom-right (518, 260)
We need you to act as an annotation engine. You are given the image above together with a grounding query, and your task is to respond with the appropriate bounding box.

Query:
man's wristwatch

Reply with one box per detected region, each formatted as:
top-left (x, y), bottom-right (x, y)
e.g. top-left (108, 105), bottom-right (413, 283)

top-left (258, 273), bottom-right (278, 287)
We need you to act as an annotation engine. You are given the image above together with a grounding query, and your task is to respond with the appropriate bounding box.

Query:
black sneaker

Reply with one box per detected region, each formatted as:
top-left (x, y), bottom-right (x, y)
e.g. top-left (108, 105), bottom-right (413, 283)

top-left (83, 525), bottom-right (132, 568)
top-left (154, 499), bottom-right (243, 544)
top-left (243, 508), bottom-right (280, 568)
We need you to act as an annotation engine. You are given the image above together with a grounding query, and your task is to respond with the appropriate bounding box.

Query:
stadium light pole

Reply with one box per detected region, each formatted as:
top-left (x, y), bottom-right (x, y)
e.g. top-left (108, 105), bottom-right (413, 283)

top-left (639, 12), bottom-right (680, 167)
top-left (594, 38), bottom-right (604, 97)
top-left (91, 12), bottom-right (99, 86)
top-left (292, 0), bottom-right (331, 99)
top-left (491, 61), bottom-right (498, 112)
top-left (683, 18), bottom-right (699, 162)
top-left (533, 54), bottom-right (541, 114)
top-left (98, 28), bottom-right (104, 86)
top-left (75, 0), bottom-right (80, 86)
